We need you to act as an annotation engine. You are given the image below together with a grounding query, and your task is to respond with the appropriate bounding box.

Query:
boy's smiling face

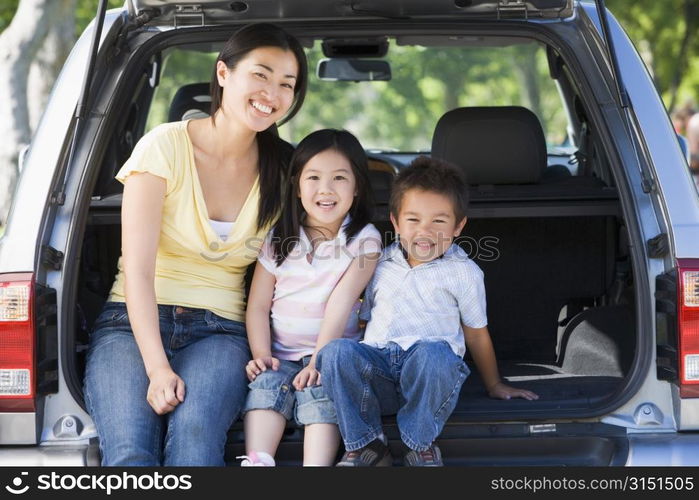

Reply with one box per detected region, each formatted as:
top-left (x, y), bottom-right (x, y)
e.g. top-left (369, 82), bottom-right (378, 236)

top-left (390, 188), bottom-right (467, 267)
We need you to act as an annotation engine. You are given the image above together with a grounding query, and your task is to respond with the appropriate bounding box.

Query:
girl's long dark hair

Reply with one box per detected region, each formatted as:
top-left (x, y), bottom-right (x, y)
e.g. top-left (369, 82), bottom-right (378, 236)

top-left (272, 129), bottom-right (374, 265)
top-left (210, 23), bottom-right (308, 231)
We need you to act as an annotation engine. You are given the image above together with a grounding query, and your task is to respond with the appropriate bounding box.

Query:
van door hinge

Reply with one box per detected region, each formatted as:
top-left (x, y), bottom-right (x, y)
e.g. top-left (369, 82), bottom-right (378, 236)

top-left (647, 233), bottom-right (669, 258)
top-left (641, 177), bottom-right (656, 193)
top-left (115, 8), bottom-right (160, 55)
top-left (174, 4), bottom-right (204, 27)
top-left (41, 245), bottom-right (64, 271)
top-left (50, 190), bottom-right (66, 206)
top-left (497, 0), bottom-right (528, 19)
top-left (529, 423), bottom-right (556, 434)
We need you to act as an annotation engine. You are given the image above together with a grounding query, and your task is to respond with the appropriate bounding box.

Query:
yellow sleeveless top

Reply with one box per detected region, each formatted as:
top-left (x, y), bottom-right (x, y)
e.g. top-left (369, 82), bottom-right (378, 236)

top-left (108, 121), bottom-right (273, 321)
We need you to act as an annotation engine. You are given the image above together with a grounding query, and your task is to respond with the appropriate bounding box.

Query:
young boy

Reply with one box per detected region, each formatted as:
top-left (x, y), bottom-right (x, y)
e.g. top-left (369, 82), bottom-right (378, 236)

top-left (317, 156), bottom-right (538, 467)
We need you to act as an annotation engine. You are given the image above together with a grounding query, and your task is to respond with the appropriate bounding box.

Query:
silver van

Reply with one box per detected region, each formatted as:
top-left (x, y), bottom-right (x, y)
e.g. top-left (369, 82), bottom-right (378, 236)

top-left (1, 0), bottom-right (699, 466)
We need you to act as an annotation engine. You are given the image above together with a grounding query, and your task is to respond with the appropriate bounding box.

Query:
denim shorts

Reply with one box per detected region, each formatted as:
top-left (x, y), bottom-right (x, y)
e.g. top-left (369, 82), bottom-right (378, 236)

top-left (242, 356), bottom-right (337, 426)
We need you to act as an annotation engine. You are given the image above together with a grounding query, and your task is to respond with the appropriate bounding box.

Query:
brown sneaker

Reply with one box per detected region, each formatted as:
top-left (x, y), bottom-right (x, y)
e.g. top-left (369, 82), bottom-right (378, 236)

top-left (403, 443), bottom-right (443, 466)
top-left (336, 439), bottom-right (392, 467)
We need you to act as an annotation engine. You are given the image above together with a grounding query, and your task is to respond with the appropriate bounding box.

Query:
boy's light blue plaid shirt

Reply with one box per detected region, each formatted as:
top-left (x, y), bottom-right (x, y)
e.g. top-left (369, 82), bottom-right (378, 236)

top-left (359, 241), bottom-right (488, 357)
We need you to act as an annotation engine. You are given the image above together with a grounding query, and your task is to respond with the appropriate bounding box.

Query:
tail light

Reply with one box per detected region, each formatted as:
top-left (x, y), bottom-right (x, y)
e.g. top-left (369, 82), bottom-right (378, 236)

top-left (678, 259), bottom-right (699, 398)
top-left (0, 273), bottom-right (35, 411)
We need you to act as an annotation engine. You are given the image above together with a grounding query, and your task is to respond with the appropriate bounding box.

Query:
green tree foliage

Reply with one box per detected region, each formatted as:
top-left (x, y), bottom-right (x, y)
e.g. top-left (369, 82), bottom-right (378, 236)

top-left (607, 0), bottom-right (699, 111)
top-left (279, 42), bottom-right (568, 151)
top-left (0, 0), bottom-right (18, 31)
top-left (2, 0), bottom-right (697, 132)
top-left (0, 0), bottom-right (121, 34)
top-left (148, 40), bottom-right (568, 151)
top-left (74, 0), bottom-right (122, 36)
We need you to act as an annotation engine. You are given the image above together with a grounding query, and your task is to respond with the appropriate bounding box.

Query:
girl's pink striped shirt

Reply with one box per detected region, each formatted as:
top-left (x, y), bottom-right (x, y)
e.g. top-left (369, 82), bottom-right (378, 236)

top-left (257, 218), bottom-right (382, 360)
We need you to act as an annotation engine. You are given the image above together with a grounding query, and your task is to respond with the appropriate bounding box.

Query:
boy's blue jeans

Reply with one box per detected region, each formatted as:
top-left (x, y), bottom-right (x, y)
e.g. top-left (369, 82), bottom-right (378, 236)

top-left (83, 302), bottom-right (250, 466)
top-left (317, 338), bottom-right (469, 452)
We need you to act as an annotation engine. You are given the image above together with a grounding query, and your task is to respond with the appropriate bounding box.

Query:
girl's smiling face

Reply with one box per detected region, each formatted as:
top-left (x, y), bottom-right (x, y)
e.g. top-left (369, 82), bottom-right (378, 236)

top-left (298, 149), bottom-right (357, 235)
top-left (216, 46), bottom-right (298, 132)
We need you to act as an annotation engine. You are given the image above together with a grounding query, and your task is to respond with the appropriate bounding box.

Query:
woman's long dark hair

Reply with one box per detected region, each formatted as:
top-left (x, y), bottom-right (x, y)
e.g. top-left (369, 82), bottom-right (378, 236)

top-left (210, 23), bottom-right (308, 231)
top-left (272, 129), bottom-right (374, 266)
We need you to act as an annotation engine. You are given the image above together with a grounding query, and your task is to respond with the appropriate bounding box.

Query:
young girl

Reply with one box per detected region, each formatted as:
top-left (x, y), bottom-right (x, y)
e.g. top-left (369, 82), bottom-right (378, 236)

top-left (239, 129), bottom-right (382, 466)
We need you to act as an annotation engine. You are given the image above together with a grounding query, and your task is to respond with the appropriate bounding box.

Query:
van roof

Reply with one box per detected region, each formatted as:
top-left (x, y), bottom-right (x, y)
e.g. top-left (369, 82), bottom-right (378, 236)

top-left (125, 0), bottom-right (574, 26)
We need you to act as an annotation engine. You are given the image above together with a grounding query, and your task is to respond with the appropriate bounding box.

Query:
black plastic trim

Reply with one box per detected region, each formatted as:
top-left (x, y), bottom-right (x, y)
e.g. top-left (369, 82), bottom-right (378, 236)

top-left (655, 270), bottom-right (679, 382)
top-left (35, 284), bottom-right (58, 396)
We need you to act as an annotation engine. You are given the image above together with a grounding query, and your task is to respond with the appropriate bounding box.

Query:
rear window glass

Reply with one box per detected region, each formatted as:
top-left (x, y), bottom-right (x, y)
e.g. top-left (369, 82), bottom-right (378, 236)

top-left (146, 37), bottom-right (571, 154)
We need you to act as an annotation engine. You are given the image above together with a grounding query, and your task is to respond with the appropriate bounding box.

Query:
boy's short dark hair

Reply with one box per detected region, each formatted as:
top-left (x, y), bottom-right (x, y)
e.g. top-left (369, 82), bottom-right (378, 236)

top-left (389, 155), bottom-right (469, 220)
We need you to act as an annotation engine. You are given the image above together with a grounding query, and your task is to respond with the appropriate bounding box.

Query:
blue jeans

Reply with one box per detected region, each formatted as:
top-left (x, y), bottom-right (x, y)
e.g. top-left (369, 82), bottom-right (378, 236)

top-left (317, 339), bottom-right (469, 452)
top-left (83, 302), bottom-right (250, 466)
top-left (242, 356), bottom-right (337, 426)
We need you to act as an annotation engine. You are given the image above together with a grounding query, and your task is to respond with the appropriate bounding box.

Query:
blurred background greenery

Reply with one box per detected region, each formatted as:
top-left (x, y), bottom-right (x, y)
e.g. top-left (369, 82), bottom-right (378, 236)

top-left (1, 0), bottom-right (696, 114)
top-left (147, 41), bottom-right (566, 152)
top-left (0, 0), bottom-right (122, 34)
top-left (0, 0), bottom-right (697, 151)
top-left (1, 0), bottom-right (696, 224)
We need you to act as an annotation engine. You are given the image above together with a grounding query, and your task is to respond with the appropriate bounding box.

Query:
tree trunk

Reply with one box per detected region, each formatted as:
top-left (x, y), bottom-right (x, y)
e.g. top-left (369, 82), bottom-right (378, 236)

top-left (0, 0), bottom-right (65, 224)
top-left (668, 0), bottom-right (698, 112)
top-left (512, 46), bottom-right (542, 120)
top-left (28, 0), bottom-right (76, 131)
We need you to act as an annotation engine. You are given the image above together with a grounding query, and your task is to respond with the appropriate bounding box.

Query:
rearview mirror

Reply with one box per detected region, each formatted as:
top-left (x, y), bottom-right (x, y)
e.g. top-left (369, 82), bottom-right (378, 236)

top-left (317, 58), bottom-right (391, 82)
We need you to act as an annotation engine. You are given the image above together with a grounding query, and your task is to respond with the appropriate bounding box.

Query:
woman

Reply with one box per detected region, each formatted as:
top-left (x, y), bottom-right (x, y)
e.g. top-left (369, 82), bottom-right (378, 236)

top-left (83, 23), bottom-right (308, 466)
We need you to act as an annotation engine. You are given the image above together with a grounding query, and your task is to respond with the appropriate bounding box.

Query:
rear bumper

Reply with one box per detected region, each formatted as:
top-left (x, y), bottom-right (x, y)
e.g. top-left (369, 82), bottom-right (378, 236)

top-left (0, 442), bottom-right (98, 466)
top-left (627, 433), bottom-right (699, 465)
top-left (2, 433), bottom-right (698, 466)
top-left (0, 413), bottom-right (37, 444)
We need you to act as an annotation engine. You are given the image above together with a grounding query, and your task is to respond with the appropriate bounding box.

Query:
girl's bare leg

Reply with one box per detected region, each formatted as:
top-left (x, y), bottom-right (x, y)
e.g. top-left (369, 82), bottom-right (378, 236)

top-left (303, 423), bottom-right (341, 466)
top-left (243, 409), bottom-right (286, 462)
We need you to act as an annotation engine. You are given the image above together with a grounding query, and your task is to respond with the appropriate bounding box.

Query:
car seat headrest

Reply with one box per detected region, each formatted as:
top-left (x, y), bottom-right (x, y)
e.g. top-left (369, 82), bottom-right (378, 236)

top-left (431, 106), bottom-right (547, 185)
top-left (168, 82), bottom-right (211, 122)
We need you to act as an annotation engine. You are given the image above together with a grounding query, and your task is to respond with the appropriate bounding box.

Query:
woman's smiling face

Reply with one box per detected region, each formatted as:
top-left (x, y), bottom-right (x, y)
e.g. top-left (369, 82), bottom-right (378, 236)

top-left (216, 46), bottom-right (299, 131)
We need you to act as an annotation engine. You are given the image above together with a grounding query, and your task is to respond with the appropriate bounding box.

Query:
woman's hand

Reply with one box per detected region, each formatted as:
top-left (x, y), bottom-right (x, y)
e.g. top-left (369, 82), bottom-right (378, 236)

top-left (246, 356), bottom-right (280, 382)
top-left (488, 381), bottom-right (539, 401)
top-left (292, 365), bottom-right (321, 390)
top-left (146, 366), bottom-right (186, 415)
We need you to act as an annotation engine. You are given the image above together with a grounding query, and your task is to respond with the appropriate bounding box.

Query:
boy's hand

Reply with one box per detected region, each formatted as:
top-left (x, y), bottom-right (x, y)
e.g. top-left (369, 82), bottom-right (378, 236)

top-left (246, 356), bottom-right (280, 382)
top-left (488, 381), bottom-right (539, 401)
top-left (293, 365), bottom-right (321, 390)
